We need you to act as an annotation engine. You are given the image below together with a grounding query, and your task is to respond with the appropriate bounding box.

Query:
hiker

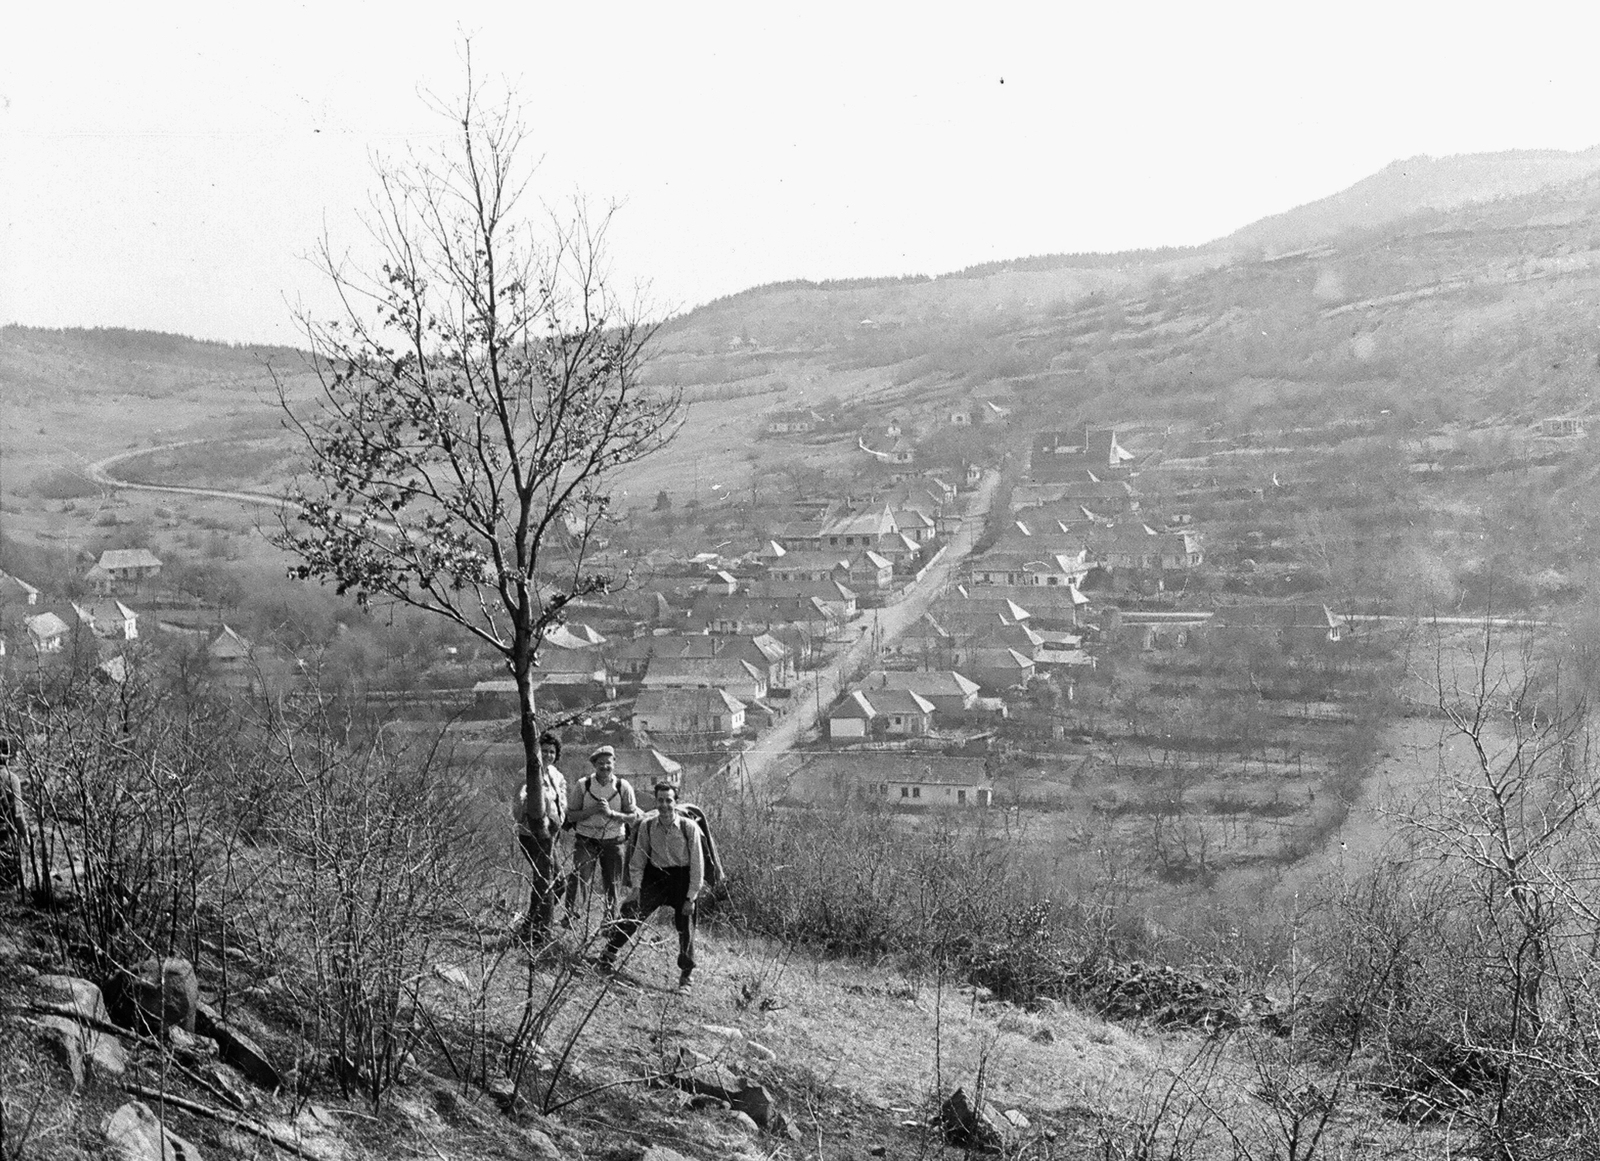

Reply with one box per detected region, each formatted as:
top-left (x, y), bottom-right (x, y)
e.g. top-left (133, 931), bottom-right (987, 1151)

top-left (562, 744), bottom-right (643, 925)
top-left (598, 781), bottom-right (703, 991)
top-left (515, 732), bottom-right (568, 940)
top-left (0, 766), bottom-right (25, 892)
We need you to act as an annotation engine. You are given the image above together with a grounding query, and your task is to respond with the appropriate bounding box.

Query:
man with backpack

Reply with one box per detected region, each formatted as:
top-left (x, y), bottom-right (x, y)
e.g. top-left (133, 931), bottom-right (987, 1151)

top-left (598, 780), bottom-right (704, 991)
top-left (562, 745), bottom-right (643, 925)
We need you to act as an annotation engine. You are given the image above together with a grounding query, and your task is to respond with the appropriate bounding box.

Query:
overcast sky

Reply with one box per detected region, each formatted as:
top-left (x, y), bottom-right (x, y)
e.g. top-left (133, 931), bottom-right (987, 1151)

top-left (6, 2), bottom-right (1600, 346)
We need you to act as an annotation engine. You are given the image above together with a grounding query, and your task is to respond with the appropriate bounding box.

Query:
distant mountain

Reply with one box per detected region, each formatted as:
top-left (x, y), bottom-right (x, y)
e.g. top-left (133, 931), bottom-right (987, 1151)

top-left (1223, 146), bottom-right (1600, 255)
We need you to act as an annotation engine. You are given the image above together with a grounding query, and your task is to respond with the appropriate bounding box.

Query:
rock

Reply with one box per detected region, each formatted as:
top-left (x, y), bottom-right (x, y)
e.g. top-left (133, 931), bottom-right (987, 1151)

top-left (103, 1100), bottom-right (205, 1161)
top-left (767, 1109), bottom-right (801, 1140)
top-left (640, 1149), bottom-right (695, 1161)
top-left (518, 1125), bottom-right (562, 1161)
top-left (746, 1040), bottom-right (777, 1061)
top-left (37, 973), bottom-right (110, 1023)
top-left (700, 1023), bottom-right (744, 1040)
top-left (36, 1016), bottom-right (86, 1088)
top-left (727, 1110), bottom-right (760, 1132)
top-left (729, 1079), bottom-right (774, 1127)
top-left (89, 1030), bottom-right (130, 1078)
top-left (869, 1147), bottom-right (888, 1157)
top-left (194, 1002), bottom-right (281, 1091)
top-left (119, 959), bottom-right (199, 1034)
top-left (939, 1088), bottom-right (1007, 1154)
top-left (1002, 1108), bottom-right (1031, 1130)
top-left (432, 963), bottom-right (472, 990)
top-left (689, 1094), bottom-right (730, 1111)
top-left (35, 1014), bottom-right (127, 1086)
top-left (207, 1062), bottom-right (253, 1109)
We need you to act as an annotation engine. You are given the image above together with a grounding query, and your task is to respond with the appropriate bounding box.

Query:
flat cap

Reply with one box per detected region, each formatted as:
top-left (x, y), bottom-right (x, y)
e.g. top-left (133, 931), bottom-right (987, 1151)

top-left (589, 744), bottom-right (616, 763)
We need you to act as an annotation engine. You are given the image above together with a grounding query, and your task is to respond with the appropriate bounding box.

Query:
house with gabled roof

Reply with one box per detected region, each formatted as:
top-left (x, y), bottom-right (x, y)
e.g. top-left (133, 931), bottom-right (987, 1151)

top-left (826, 686), bottom-right (936, 739)
top-left (845, 550), bottom-right (894, 592)
top-left (764, 409), bottom-right (819, 436)
top-left (24, 611), bottom-right (71, 654)
top-left (0, 570), bottom-right (40, 608)
top-left (863, 687), bottom-right (936, 736)
top-left (891, 507), bottom-right (937, 545)
top-left (71, 600), bottom-right (139, 641)
top-left (965, 550), bottom-right (1090, 590)
top-left (631, 687), bottom-right (746, 737)
top-left (642, 655), bottom-right (768, 703)
top-left (785, 753), bottom-right (992, 808)
top-left (862, 669), bottom-right (981, 716)
top-left (611, 747), bottom-right (685, 790)
top-left (888, 612), bottom-right (956, 669)
top-left (677, 632), bottom-right (794, 690)
top-left (87, 548), bottom-right (163, 592)
top-left (765, 551), bottom-right (851, 584)
top-left (748, 577), bottom-right (857, 621)
top-left (687, 593), bottom-right (836, 640)
top-left (1091, 529), bottom-right (1203, 572)
top-left (1030, 425), bottom-right (1135, 481)
top-left (207, 624), bottom-right (253, 666)
top-left (963, 646), bottom-right (1035, 693)
top-left (818, 506), bottom-right (900, 553)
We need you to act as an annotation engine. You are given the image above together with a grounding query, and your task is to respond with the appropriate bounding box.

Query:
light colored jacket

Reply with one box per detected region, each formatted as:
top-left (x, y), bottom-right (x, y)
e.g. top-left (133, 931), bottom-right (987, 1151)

top-left (515, 762), bottom-right (567, 838)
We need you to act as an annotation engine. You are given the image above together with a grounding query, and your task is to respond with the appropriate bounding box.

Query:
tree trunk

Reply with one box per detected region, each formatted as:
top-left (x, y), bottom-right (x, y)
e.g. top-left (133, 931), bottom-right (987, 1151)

top-left (515, 644), bottom-right (544, 824)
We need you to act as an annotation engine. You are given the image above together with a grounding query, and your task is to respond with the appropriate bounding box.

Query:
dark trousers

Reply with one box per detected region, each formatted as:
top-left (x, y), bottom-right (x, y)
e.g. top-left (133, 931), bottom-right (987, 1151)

top-left (564, 834), bottom-right (627, 919)
top-left (602, 863), bottom-right (696, 977)
top-left (518, 831), bottom-right (560, 937)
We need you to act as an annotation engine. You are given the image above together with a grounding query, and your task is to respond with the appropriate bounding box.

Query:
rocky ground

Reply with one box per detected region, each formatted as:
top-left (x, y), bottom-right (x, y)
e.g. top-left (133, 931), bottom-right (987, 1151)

top-left (1, 886), bottom-right (1462, 1161)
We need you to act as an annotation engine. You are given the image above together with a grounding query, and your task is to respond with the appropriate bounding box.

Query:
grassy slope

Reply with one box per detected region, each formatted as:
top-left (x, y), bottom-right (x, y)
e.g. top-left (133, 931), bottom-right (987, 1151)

top-left (3, 892), bottom-right (1443, 1161)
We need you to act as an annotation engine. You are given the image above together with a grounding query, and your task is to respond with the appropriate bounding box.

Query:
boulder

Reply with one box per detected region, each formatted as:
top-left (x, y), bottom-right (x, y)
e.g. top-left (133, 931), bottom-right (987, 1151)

top-left (36, 973), bottom-right (110, 1023)
top-left (103, 1100), bottom-right (205, 1161)
top-left (35, 1014), bottom-right (127, 1086)
top-left (36, 1016), bottom-right (86, 1088)
top-left (193, 1002), bottom-right (281, 1091)
top-left (639, 1149), bottom-right (694, 1161)
top-left (118, 959), bottom-right (199, 1034)
top-left (939, 1088), bottom-right (1008, 1154)
top-left (518, 1125), bottom-right (562, 1161)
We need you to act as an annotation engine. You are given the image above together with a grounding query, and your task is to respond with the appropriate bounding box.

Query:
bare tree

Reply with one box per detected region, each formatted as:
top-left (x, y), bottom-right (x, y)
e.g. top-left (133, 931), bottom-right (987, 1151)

top-left (274, 64), bottom-right (680, 841)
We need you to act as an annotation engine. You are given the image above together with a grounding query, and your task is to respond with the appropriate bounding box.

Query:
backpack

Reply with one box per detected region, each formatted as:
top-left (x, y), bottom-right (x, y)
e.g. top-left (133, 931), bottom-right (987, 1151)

top-left (626, 804), bottom-right (729, 902)
top-left (678, 803), bottom-right (728, 902)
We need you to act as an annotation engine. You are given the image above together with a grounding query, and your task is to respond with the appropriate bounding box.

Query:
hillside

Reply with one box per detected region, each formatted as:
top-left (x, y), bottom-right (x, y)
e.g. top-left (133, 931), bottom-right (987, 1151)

top-left (9, 147), bottom-right (1600, 1160)
top-left (1225, 145), bottom-right (1600, 255)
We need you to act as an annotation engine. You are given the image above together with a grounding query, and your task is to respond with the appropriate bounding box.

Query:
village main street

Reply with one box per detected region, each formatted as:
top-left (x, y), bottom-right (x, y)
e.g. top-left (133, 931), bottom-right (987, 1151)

top-left (735, 469), bottom-right (1002, 790)
top-left (89, 443), bottom-right (1003, 795)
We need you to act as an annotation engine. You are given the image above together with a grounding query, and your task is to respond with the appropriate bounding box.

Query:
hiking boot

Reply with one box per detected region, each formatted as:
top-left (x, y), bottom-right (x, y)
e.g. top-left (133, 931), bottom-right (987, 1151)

top-left (677, 972), bottom-right (693, 993)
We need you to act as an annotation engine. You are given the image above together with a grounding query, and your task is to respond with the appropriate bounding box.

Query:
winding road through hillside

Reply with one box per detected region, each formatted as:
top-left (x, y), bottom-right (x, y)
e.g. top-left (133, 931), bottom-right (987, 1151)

top-left (87, 443), bottom-right (298, 512)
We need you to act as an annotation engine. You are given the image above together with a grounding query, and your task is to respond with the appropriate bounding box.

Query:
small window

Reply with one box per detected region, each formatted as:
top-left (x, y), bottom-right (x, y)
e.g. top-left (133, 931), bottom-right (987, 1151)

top-left (958, 790), bottom-right (967, 803)
top-left (900, 787), bottom-right (909, 798)
top-left (912, 787), bottom-right (921, 799)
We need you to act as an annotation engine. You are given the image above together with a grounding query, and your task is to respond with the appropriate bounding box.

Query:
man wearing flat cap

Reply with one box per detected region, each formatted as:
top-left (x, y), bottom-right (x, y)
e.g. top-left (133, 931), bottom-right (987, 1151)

top-left (562, 744), bottom-right (643, 925)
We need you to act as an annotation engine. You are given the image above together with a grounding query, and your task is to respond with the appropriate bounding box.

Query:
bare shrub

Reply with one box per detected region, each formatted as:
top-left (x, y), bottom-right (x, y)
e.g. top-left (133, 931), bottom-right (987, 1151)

top-left (245, 695), bottom-right (495, 1111)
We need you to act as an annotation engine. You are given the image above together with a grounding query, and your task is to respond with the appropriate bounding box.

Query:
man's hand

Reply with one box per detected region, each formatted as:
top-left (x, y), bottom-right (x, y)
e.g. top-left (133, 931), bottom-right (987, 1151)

top-left (680, 897), bottom-right (696, 918)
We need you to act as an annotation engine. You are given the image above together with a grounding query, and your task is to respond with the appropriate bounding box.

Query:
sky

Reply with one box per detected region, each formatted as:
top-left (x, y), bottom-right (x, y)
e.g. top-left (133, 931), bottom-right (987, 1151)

top-left (6, 2), bottom-right (1600, 346)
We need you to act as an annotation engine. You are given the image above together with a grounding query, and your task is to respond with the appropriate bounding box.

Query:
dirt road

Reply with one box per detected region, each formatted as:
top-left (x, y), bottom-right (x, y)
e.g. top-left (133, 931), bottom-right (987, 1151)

top-left (737, 470), bottom-right (1001, 789)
